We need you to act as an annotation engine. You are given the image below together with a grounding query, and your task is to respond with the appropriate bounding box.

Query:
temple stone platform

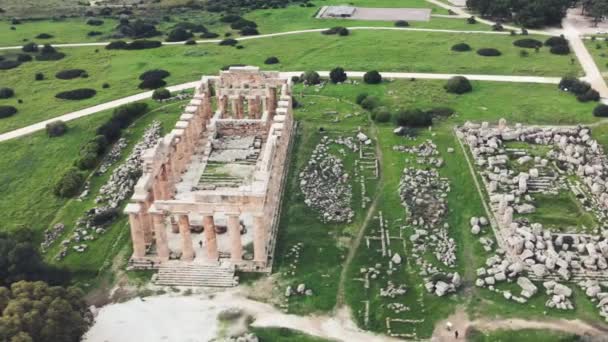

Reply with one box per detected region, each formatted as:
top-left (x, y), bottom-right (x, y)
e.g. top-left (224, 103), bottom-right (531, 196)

top-left (124, 67), bottom-right (294, 286)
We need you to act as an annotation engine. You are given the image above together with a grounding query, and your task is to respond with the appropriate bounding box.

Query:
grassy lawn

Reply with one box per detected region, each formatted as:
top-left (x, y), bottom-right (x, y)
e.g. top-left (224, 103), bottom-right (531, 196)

top-left (0, 30), bottom-right (581, 134)
top-left (523, 191), bottom-right (599, 233)
top-left (252, 327), bottom-right (332, 342)
top-left (467, 328), bottom-right (581, 342)
top-left (0, 18), bottom-right (119, 46)
top-left (585, 38), bottom-right (608, 80)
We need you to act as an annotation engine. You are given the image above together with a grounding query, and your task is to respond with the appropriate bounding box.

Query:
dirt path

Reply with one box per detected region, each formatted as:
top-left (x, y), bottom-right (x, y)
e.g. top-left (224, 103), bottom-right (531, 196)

top-left (432, 306), bottom-right (608, 340)
top-left (335, 119), bottom-right (385, 307)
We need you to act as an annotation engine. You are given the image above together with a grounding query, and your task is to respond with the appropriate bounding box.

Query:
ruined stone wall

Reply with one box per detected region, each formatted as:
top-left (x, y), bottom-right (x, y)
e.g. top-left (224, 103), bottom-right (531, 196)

top-left (215, 120), bottom-right (269, 140)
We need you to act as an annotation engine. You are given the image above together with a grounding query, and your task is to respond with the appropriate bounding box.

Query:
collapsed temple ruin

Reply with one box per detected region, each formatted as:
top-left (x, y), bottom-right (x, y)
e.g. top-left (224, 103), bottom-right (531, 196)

top-left (123, 67), bottom-right (294, 284)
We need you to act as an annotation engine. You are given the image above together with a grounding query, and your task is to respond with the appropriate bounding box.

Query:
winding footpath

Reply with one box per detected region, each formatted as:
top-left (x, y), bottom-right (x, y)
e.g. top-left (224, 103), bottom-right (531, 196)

top-left (0, 72), bottom-right (561, 143)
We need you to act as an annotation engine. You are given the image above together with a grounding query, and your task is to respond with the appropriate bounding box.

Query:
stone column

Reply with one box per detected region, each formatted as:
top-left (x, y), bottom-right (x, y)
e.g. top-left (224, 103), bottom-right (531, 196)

top-left (202, 94), bottom-right (212, 121)
top-left (178, 214), bottom-right (195, 261)
top-left (126, 205), bottom-right (146, 258)
top-left (219, 95), bottom-right (228, 117)
top-left (170, 216), bottom-right (179, 234)
top-left (203, 214), bottom-right (219, 261)
top-left (267, 86), bottom-right (277, 116)
top-left (152, 212), bottom-right (170, 261)
top-left (236, 95), bottom-right (244, 119)
top-left (227, 213), bottom-right (242, 263)
top-left (253, 214), bottom-right (266, 263)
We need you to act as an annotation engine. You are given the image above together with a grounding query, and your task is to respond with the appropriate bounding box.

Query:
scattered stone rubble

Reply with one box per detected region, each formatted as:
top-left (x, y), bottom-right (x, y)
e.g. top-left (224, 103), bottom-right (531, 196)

top-left (55, 122), bottom-right (162, 260)
top-left (300, 135), bottom-right (355, 223)
top-left (458, 119), bottom-right (608, 318)
top-left (40, 222), bottom-right (65, 252)
top-left (97, 138), bottom-right (127, 174)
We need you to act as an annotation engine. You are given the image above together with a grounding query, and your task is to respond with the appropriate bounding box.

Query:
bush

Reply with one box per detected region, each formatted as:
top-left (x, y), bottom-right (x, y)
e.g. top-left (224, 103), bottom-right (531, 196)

top-left (451, 43), bottom-right (471, 52)
top-left (593, 104), bottom-right (608, 117)
top-left (230, 19), bottom-right (257, 30)
top-left (152, 88), bottom-right (171, 100)
top-left (96, 121), bottom-right (122, 142)
top-left (545, 36), bottom-right (568, 47)
top-left (550, 44), bottom-right (570, 55)
top-left (102, 82), bottom-right (110, 88)
top-left (513, 38), bottom-right (542, 48)
top-left (426, 107), bottom-right (455, 118)
top-left (240, 26), bottom-right (259, 36)
top-left (16, 53), bottom-right (32, 62)
top-left (54, 168), bottom-right (85, 197)
top-left (55, 69), bottom-right (87, 80)
top-left (91, 208), bottom-right (119, 226)
top-left (395, 20), bottom-right (409, 27)
top-left (111, 103), bottom-right (148, 128)
top-left (201, 32), bottom-right (219, 38)
top-left (86, 18), bottom-right (104, 26)
top-left (46, 120), bottom-right (68, 137)
top-left (301, 71), bottom-right (321, 85)
top-left (322, 26), bottom-right (348, 35)
top-left (520, 50), bottom-right (529, 57)
top-left (329, 67), bottom-right (347, 83)
top-left (35, 52), bottom-right (66, 61)
top-left (166, 27), bottom-right (193, 42)
top-left (36, 33), bottom-right (53, 39)
top-left (139, 78), bottom-right (166, 89)
top-left (126, 40), bottom-right (162, 50)
top-left (264, 56), bottom-right (279, 64)
top-left (467, 16), bottom-right (477, 24)
top-left (374, 109), bottom-right (391, 123)
top-left (0, 60), bottom-right (21, 70)
top-left (75, 152), bottom-right (99, 170)
top-left (559, 76), bottom-right (589, 95)
top-left (477, 48), bottom-right (502, 56)
top-left (55, 88), bottom-right (97, 100)
top-left (363, 70), bottom-right (382, 84)
top-left (360, 96), bottom-right (379, 110)
top-left (220, 14), bottom-right (242, 23)
top-left (219, 38), bottom-right (238, 46)
top-left (22, 42), bottom-right (38, 52)
top-left (395, 109), bottom-right (432, 127)
top-left (185, 39), bottom-right (196, 45)
top-left (106, 40), bottom-right (128, 49)
top-left (0, 87), bottom-right (15, 99)
top-left (35, 72), bottom-right (44, 81)
top-left (577, 89), bottom-right (600, 102)
top-left (0, 105), bottom-right (17, 118)
top-left (40, 44), bottom-right (56, 54)
top-left (444, 76), bottom-right (472, 94)
top-left (139, 69), bottom-right (170, 81)
top-left (172, 22), bottom-right (207, 33)
top-left (355, 93), bottom-right (368, 105)
top-left (88, 31), bottom-right (102, 37)
top-left (492, 23), bottom-right (504, 31)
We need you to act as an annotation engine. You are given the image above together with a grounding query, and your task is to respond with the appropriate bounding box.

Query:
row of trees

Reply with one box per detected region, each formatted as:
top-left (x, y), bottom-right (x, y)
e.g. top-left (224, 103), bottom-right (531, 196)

top-left (581, 0), bottom-right (608, 26)
top-left (466, 0), bottom-right (573, 27)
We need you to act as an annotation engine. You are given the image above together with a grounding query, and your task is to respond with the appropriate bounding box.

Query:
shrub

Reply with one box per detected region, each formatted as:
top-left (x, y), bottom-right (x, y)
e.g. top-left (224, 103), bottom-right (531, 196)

top-left (46, 120), bottom-right (68, 137)
top-left (106, 40), bottom-right (128, 49)
top-left (185, 39), bottom-right (196, 45)
top-left (395, 109), bottom-right (432, 127)
top-left (264, 56), bottom-right (279, 64)
top-left (0, 60), bottom-right (21, 70)
top-left (96, 121), bottom-right (121, 142)
top-left (166, 27), bottom-right (193, 42)
top-left (0, 105), bottom-right (17, 118)
top-left (36, 52), bottom-right (65, 61)
top-left (152, 88), bottom-right (171, 100)
top-left (55, 69), bottom-right (87, 80)
top-left (220, 14), bottom-right (242, 23)
top-left (139, 78), bottom-right (166, 89)
top-left (172, 22), bottom-right (207, 33)
top-left (577, 89), bottom-right (600, 102)
top-left (360, 96), bottom-right (379, 110)
top-left (86, 18), bottom-right (104, 26)
top-left (35, 72), bottom-right (44, 81)
top-left (36, 33), bottom-right (53, 39)
top-left (322, 26), bottom-right (348, 35)
top-left (125, 40), bottom-right (162, 50)
top-left (545, 36), bottom-right (568, 47)
top-left (236, 45), bottom-right (244, 49)
top-left (593, 104), bottom-right (608, 117)
top-left (0, 87), bottom-right (15, 99)
top-left (111, 103), bottom-right (148, 128)
top-left (559, 76), bottom-right (590, 95)
top-left (513, 38), bottom-right (542, 48)
top-left (91, 208), bottom-right (119, 226)
top-left (492, 23), bottom-right (504, 31)
top-left (11, 18), bottom-right (21, 25)
top-left (301, 71), bottom-right (321, 85)
top-left (75, 152), bottom-right (98, 170)
top-left (477, 48), bottom-right (502, 56)
top-left (40, 44), bottom-right (56, 54)
top-left (520, 50), bottom-right (529, 57)
top-left (219, 38), bottom-right (238, 46)
top-left (451, 43), bottom-right (471, 52)
top-left (395, 20), bottom-right (409, 27)
top-left (426, 107), bottom-right (455, 118)
top-left (102, 82), bottom-right (110, 88)
top-left (374, 109), bottom-right (391, 123)
top-left (445, 76), bottom-right (472, 94)
top-left (291, 76), bottom-right (301, 83)
top-left (329, 67), bottom-right (347, 83)
top-left (22, 42), bottom-right (38, 52)
top-left (467, 16), bottom-right (477, 24)
top-left (550, 44), bottom-right (570, 55)
top-left (55, 88), bottom-right (97, 100)
top-left (54, 168), bottom-right (85, 197)
top-left (363, 70), bottom-right (382, 84)
top-left (356, 93), bottom-right (368, 105)
top-left (201, 32), bottom-right (219, 39)
top-left (88, 31), bottom-right (102, 37)
top-left (230, 19), bottom-right (257, 30)
top-left (139, 69), bottom-right (170, 81)
top-left (16, 53), bottom-right (32, 62)
top-left (240, 26), bottom-right (259, 36)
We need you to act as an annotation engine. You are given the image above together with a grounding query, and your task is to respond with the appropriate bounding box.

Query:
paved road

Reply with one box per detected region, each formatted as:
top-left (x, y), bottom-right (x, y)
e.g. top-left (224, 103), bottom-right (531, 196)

top-left (0, 71), bottom-right (561, 143)
top-left (0, 26), bottom-right (519, 51)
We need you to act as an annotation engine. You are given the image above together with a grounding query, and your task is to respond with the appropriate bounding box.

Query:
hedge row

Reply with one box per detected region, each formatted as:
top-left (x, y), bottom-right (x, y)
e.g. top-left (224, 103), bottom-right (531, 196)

top-left (559, 76), bottom-right (599, 103)
top-left (106, 40), bottom-right (162, 50)
top-left (55, 88), bottom-right (97, 100)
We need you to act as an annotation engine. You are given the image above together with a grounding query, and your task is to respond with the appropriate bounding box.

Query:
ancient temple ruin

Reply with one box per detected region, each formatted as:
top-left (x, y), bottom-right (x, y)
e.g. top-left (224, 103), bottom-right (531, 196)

top-left (124, 67), bottom-right (294, 281)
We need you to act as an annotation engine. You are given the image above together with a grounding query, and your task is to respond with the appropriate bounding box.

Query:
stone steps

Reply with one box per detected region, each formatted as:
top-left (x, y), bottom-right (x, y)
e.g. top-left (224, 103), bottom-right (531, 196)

top-left (155, 263), bottom-right (238, 287)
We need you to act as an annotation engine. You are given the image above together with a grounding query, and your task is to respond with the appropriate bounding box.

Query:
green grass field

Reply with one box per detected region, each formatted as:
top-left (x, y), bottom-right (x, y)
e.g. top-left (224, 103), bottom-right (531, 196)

top-left (466, 328), bottom-right (580, 342)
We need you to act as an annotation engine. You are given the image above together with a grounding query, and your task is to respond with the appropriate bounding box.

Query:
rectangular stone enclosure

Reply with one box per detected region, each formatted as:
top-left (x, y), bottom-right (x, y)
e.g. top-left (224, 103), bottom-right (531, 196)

top-left (124, 67), bottom-right (294, 273)
top-left (317, 6), bottom-right (431, 22)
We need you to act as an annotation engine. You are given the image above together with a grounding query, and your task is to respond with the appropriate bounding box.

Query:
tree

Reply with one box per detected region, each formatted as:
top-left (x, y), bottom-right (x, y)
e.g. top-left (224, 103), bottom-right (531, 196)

top-left (363, 70), bottom-right (382, 84)
top-left (46, 121), bottom-right (68, 137)
top-left (301, 71), bottom-right (321, 85)
top-left (0, 87), bottom-right (14, 99)
top-left (329, 67), bottom-right (347, 83)
top-left (395, 109), bottom-right (432, 127)
top-left (166, 27), bottom-right (193, 42)
top-left (444, 76), bottom-right (473, 94)
top-left (54, 168), bottom-right (85, 198)
top-left (152, 88), bottom-right (171, 100)
top-left (21, 42), bottom-right (38, 53)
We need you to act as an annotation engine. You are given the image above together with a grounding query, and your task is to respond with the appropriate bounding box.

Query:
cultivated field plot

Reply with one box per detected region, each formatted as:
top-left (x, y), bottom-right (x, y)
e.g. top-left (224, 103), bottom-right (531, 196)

top-left (458, 121), bottom-right (608, 318)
